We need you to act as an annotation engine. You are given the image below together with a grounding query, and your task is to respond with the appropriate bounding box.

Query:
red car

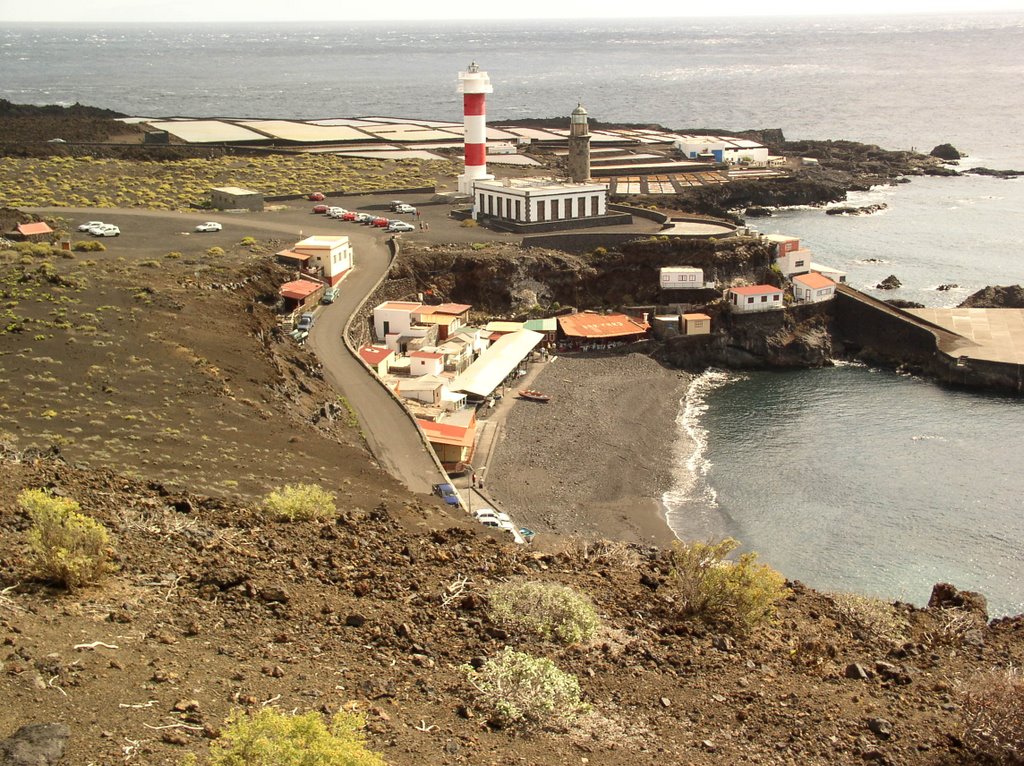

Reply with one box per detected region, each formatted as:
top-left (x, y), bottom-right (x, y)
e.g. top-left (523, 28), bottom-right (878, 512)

top-left (341, 211), bottom-right (358, 221)
top-left (370, 217), bottom-right (390, 227)
top-left (308, 192), bottom-right (325, 201)
top-left (312, 204), bottom-right (329, 214)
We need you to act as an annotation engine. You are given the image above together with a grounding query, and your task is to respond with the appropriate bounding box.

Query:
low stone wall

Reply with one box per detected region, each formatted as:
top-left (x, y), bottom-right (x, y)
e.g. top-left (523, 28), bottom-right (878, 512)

top-left (478, 212), bottom-right (632, 234)
top-left (608, 203), bottom-right (669, 224)
top-left (521, 231), bottom-right (652, 253)
top-left (264, 185), bottom-right (435, 203)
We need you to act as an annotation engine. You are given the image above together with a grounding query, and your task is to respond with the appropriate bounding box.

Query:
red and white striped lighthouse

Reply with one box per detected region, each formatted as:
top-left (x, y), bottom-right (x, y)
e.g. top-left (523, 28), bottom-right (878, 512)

top-left (457, 62), bottom-right (494, 196)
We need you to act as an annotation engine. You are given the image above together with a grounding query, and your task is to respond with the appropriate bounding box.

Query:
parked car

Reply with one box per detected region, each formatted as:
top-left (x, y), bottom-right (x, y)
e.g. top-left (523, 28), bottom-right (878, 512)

top-left (354, 213), bottom-right (373, 223)
top-left (432, 483), bottom-right (459, 506)
top-left (473, 508), bottom-right (512, 524)
top-left (388, 200), bottom-right (405, 211)
top-left (78, 220), bottom-right (104, 232)
top-left (327, 207), bottom-right (348, 218)
top-left (387, 221), bottom-right (415, 233)
top-left (90, 224), bottom-right (120, 237)
top-left (321, 287), bottom-right (338, 305)
top-left (296, 312), bottom-right (315, 333)
top-left (308, 192), bottom-right (325, 201)
top-left (478, 517), bottom-right (515, 531)
top-left (312, 204), bottom-right (329, 214)
top-left (341, 211), bottom-right (358, 221)
top-left (194, 221), bottom-right (222, 232)
top-left (393, 203), bottom-right (416, 215)
top-left (370, 217), bottom-right (390, 228)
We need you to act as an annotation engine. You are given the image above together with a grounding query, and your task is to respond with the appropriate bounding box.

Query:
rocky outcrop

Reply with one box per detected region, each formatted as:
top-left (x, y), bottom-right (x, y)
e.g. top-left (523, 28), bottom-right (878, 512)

top-left (886, 299), bottom-right (925, 309)
top-left (964, 167), bottom-right (1023, 179)
top-left (826, 203), bottom-right (887, 216)
top-left (929, 143), bottom-right (962, 161)
top-left (928, 582), bottom-right (988, 621)
top-left (0, 723), bottom-right (70, 766)
top-left (935, 283), bottom-right (958, 292)
top-left (876, 275), bottom-right (902, 290)
top-left (958, 284), bottom-right (1024, 308)
top-left (658, 305), bottom-right (834, 370)
top-left (744, 206), bottom-right (773, 217)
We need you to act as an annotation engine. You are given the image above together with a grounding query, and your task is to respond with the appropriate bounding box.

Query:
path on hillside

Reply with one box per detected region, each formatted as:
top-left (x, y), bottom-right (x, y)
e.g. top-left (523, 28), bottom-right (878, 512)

top-left (30, 206), bottom-right (443, 495)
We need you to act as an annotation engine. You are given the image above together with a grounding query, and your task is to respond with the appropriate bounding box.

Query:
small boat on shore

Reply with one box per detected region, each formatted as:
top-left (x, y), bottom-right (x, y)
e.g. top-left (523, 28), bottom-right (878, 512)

top-left (518, 389), bottom-right (551, 402)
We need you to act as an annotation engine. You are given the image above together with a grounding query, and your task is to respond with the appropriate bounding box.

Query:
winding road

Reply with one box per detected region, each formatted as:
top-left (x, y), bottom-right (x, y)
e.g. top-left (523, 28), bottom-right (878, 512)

top-left (32, 205), bottom-right (444, 495)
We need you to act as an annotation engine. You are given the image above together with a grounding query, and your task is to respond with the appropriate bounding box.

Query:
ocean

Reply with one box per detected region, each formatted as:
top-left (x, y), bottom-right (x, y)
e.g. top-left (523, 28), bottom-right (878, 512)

top-left (3, 14), bottom-right (1023, 614)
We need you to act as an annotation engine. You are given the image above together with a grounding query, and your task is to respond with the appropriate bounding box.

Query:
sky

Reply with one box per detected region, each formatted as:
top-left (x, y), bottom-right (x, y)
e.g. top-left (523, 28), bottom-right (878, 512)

top-left (2, 0), bottom-right (1023, 21)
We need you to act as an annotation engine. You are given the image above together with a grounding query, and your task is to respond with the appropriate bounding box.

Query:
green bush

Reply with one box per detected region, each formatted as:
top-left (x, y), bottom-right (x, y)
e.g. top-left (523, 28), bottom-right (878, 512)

top-left (263, 483), bottom-right (336, 521)
top-left (463, 648), bottom-right (589, 730)
top-left (203, 708), bottom-right (387, 766)
top-left (19, 488), bottom-right (113, 589)
top-left (238, 237), bottom-right (257, 247)
top-left (961, 666), bottom-right (1024, 763)
top-left (470, 242), bottom-right (487, 251)
top-left (73, 240), bottom-right (106, 252)
top-left (206, 246), bottom-right (226, 257)
top-left (489, 581), bottom-right (599, 644)
top-left (669, 538), bottom-right (786, 634)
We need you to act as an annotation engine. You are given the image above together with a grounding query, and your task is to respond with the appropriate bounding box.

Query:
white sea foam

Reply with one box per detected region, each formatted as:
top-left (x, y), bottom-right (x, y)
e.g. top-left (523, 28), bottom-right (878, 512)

top-left (662, 369), bottom-right (739, 540)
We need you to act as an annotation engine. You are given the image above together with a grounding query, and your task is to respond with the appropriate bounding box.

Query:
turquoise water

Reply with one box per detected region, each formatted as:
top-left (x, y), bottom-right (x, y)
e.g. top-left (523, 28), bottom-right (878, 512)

top-left (666, 365), bottom-right (1024, 616)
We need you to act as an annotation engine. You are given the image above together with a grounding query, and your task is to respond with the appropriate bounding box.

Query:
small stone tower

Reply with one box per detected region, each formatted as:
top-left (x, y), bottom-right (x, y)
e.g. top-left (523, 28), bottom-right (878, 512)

top-left (567, 102), bottom-right (591, 183)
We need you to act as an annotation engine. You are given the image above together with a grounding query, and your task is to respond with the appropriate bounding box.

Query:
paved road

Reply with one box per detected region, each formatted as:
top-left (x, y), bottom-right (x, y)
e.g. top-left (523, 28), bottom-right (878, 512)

top-left (31, 205), bottom-right (443, 495)
top-left (306, 235), bottom-right (441, 494)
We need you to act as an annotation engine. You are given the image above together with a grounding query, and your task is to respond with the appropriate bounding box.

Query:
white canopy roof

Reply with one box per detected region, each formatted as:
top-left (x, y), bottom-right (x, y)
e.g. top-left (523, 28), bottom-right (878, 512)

top-left (448, 329), bottom-right (543, 398)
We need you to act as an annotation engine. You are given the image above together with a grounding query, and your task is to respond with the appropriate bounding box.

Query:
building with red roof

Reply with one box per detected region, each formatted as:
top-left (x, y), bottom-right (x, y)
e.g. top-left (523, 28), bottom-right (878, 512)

top-left (279, 278), bottom-right (324, 313)
top-left (727, 284), bottom-right (784, 313)
top-left (15, 221), bottom-right (53, 241)
top-left (792, 272), bottom-right (837, 303)
top-left (557, 311), bottom-right (649, 347)
top-left (358, 345), bottom-right (395, 375)
top-left (417, 411), bottom-right (477, 472)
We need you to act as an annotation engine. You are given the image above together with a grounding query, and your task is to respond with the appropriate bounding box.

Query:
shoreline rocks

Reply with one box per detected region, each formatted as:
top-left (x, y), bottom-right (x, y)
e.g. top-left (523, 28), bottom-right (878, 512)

top-left (876, 275), bottom-right (902, 290)
top-left (929, 143), bottom-right (962, 161)
top-left (958, 284), bottom-right (1024, 308)
top-left (826, 203), bottom-right (888, 216)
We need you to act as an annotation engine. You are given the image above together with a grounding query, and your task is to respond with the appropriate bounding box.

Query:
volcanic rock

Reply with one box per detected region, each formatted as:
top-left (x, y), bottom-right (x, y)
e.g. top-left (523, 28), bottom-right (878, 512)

top-left (958, 285), bottom-right (1024, 308)
top-left (876, 275), bottom-right (902, 290)
top-left (0, 723), bottom-right (70, 766)
top-left (929, 144), bottom-right (961, 161)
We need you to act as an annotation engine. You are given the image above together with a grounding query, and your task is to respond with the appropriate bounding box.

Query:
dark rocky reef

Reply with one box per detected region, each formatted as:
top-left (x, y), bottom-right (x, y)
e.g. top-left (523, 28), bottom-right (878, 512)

top-left (958, 285), bottom-right (1024, 308)
top-left (876, 275), bottom-right (902, 290)
top-left (929, 143), bottom-right (962, 161)
top-left (886, 299), bottom-right (925, 309)
top-left (826, 203), bottom-right (887, 216)
top-left (964, 167), bottom-right (1024, 179)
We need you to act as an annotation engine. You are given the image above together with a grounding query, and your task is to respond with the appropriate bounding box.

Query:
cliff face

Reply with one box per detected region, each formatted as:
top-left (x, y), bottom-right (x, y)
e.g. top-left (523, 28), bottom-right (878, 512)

top-left (657, 305), bottom-right (835, 370)
top-left (394, 237), bottom-right (775, 315)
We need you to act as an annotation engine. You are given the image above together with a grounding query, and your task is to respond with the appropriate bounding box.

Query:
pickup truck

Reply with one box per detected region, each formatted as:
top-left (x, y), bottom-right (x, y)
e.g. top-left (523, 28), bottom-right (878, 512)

top-left (296, 312), bottom-right (315, 333)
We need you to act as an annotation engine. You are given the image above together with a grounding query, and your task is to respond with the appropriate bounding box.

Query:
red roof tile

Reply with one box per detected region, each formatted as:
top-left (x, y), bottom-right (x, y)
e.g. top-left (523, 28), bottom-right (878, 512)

top-left (359, 346), bottom-right (393, 365)
top-left (729, 284), bottom-right (783, 296)
top-left (410, 351), bottom-right (443, 359)
top-left (793, 272), bottom-right (836, 289)
top-left (417, 418), bottom-right (476, 448)
top-left (280, 280), bottom-right (321, 300)
top-left (17, 222), bottom-right (53, 236)
top-left (558, 312), bottom-right (649, 339)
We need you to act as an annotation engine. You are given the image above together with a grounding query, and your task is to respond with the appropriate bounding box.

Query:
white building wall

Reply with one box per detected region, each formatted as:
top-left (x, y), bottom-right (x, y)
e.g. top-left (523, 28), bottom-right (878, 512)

top-left (776, 248), bottom-right (813, 277)
top-left (729, 290), bottom-right (784, 313)
top-left (374, 306), bottom-right (416, 342)
top-left (660, 267), bottom-right (705, 290)
top-left (409, 355), bottom-right (444, 376)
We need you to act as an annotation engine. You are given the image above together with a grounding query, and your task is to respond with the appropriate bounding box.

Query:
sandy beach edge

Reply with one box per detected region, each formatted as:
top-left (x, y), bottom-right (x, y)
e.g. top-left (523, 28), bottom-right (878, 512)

top-left (485, 352), bottom-right (693, 549)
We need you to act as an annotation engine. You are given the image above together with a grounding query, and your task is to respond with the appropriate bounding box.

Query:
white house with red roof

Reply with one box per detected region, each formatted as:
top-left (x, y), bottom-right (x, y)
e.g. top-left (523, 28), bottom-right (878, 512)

top-left (727, 284), bottom-right (784, 313)
top-left (358, 345), bottom-right (394, 375)
top-left (409, 349), bottom-right (445, 376)
top-left (764, 234), bottom-right (814, 277)
top-left (278, 235), bottom-right (353, 287)
top-left (792, 272), bottom-right (837, 303)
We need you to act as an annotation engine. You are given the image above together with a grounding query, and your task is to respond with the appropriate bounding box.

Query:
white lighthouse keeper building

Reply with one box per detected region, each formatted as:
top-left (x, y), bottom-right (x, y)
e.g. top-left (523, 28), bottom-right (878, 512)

top-left (457, 62), bottom-right (494, 195)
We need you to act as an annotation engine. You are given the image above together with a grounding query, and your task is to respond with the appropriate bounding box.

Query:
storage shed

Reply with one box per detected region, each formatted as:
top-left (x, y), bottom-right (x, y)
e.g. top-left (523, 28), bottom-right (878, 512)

top-left (210, 186), bottom-right (264, 212)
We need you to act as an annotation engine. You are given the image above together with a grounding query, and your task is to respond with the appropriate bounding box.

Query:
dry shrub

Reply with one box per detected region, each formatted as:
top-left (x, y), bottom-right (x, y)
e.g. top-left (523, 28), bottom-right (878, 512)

top-left (263, 483), bottom-right (336, 521)
top-left (463, 648), bottom-right (589, 730)
top-left (961, 666), bottom-right (1024, 763)
top-left (19, 488), bottom-right (113, 589)
top-left (200, 708), bottom-right (386, 766)
top-left (459, 219), bottom-right (478, 228)
top-left (72, 240), bottom-right (105, 252)
top-left (559, 538), bottom-right (642, 569)
top-left (489, 580), bottom-right (599, 644)
top-left (670, 538), bottom-right (786, 634)
top-left (827, 592), bottom-right (910, 644)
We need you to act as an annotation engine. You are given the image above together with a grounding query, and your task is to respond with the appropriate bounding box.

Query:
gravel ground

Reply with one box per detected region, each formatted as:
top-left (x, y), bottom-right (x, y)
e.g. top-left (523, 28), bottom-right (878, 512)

top-left (486, 352), bottom-right (691, 546)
